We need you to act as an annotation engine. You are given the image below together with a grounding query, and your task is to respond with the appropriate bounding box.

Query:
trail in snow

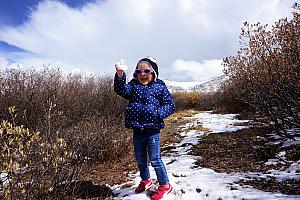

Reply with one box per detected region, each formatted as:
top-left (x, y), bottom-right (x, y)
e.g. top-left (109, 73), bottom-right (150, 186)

top-left (111, 111), bottom-right (300, 200)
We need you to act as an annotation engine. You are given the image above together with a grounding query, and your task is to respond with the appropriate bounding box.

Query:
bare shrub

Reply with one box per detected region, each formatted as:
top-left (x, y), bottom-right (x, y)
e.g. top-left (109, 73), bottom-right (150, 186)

top-left (172, 92), bottom-right (202, 111)
top-left (199, 81), bottom-right (251, 113)
top-left (64, 115), bottom-right (132, 164)
top-left (0, 107), bottom-right (80, 199)
top-left (0, 67), bottom-right (129, 198)
top-left (172, 84), bottom-right (247, 113)
top-left (223, 12), bottom-right (300, 138)
top-left (196, 92), bottom-right (216, 111)
top-left (0, 67), bottom-right (127, 158)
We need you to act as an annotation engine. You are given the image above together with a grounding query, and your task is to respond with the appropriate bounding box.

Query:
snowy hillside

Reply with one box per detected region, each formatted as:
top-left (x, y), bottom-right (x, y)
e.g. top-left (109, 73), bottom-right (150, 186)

top-left (164, 75), bottom-right (227, 93)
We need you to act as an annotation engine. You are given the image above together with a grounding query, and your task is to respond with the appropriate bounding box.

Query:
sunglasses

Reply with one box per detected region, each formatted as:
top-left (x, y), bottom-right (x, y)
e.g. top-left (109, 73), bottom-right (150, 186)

top-left (135, 68), bottom-right (153, 74)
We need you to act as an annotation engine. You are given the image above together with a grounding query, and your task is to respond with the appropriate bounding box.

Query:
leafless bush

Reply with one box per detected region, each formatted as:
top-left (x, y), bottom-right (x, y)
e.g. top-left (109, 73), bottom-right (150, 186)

top-left (64, 115), bottom-right (131, 164)
top-left (0, 107), bottom-right (81, 199)
top-left (172, 85), bottom-right (247, 113)
top-left (223, 12), bottom-right (300, 138)
top-left (172, 92), bottom-right (202, 111)
top-left (0, 67), bottom-right (127, 153)
top-left (0, 67), bottom-right (126, 130)
top-left (0, 67), bottom-right (129, 198)
top-left (198, 81), bottom-right (250, 113)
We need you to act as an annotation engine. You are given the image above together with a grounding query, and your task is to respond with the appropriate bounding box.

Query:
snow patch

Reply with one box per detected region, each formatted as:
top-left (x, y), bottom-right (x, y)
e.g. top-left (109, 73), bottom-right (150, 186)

top-left (112, 111), bottom-right (300, 200)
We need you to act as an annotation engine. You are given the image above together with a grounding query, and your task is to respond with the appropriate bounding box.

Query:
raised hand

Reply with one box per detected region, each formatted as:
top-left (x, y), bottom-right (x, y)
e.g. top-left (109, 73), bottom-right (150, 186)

top-left (115, 59), bottom-right (128, 77)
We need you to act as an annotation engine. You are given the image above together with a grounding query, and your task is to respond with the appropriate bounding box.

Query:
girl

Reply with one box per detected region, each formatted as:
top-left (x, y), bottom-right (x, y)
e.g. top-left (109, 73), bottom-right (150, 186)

top-left (114, 57), bottom-right (175, 200)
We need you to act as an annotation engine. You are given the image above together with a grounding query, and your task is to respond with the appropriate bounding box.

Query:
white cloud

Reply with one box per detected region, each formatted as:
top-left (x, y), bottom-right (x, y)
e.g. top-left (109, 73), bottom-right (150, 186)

top-left (0, 0), bottom-right (295, 81)
top-left (0, 56), bottom-right (9, 66)
top-left (172, 59), bottom-right (223, 81)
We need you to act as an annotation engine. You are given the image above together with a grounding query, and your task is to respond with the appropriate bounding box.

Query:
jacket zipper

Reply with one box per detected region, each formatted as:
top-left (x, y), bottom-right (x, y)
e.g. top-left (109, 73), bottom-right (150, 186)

top-left (140, 85), bottom-right (146, 125)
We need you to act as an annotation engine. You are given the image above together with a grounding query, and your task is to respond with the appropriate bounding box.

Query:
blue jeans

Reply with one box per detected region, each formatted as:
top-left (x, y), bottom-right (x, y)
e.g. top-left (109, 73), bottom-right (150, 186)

top-left (133, 128), bottom-right (169, 185)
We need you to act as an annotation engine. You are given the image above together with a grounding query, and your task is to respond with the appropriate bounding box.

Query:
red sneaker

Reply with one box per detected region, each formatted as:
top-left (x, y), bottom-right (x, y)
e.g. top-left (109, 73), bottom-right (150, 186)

top-left (150, 184), bottom-right (174, 200)
top-left (135, 179), bottom-right (153, 193)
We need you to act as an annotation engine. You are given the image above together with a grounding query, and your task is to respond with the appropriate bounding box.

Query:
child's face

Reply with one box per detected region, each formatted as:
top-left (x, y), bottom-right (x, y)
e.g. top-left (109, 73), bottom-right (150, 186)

top-left (136, 62), bottom-right (154, 85)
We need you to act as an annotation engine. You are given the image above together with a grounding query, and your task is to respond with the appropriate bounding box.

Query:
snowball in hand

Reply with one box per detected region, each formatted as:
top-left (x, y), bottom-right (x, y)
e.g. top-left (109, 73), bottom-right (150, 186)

top-left (115, 59), bottom-right (128, 71)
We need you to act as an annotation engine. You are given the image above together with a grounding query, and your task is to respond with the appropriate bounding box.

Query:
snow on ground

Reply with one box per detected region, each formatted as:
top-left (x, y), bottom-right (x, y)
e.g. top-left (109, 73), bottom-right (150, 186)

top-left (189, 112), bottom-right (249, 133)
top-left (271, 128), bottom-right (300, 148)
top-left (112, 111), bottom-right (300, 200)
top-left (0, 172), bottom-right (8, 190)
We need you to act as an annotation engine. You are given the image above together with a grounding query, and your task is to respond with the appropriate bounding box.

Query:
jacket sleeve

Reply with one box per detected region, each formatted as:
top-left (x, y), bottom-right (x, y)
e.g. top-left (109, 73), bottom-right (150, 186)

top-left (114, 73), bottom-right (132, 100)
top-left (157, 85), bottom-right (176, 119)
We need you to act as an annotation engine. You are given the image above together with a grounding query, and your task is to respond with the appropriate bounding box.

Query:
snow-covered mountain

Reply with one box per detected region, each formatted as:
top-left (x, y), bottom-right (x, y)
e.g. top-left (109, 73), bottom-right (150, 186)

top-left (164, 74), bottom-right (227, 93)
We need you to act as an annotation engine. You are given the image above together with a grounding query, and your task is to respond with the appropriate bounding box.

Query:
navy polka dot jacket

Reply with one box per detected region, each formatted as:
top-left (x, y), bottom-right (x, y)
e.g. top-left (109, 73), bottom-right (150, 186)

top-left (114, 73), bottom-right (176, 130)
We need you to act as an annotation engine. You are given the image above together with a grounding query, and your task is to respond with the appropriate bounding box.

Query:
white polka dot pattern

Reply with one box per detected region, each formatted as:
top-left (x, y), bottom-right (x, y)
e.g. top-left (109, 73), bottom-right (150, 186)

top-left (114, 73), bottom-right (176, 129)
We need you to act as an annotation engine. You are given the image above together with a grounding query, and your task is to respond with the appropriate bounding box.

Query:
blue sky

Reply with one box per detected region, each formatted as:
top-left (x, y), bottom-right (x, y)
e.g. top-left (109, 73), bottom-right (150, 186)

top-left (0, 0), bottom-right (96, 25)
top-left (0, 0), bottom-right (295, 81)
top-left (0, 0), bottom-right (41, 26)
top-left (0, 0), bottom-right (97, 59)
top-left (0, 41), bottom-right (26, 52)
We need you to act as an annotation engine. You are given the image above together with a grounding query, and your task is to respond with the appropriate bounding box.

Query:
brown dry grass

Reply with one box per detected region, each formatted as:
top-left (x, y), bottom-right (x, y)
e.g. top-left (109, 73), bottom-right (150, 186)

top-left (82, 149), bottom-right (137, 186)
top-left (186, 125), bottom-right (210, 132)
top-left (160, 110), bottom-right (199, 146)
top-left (191, 125), bottom-right (300, 195)
top-left (191, 127), bottom-right (276, 172)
